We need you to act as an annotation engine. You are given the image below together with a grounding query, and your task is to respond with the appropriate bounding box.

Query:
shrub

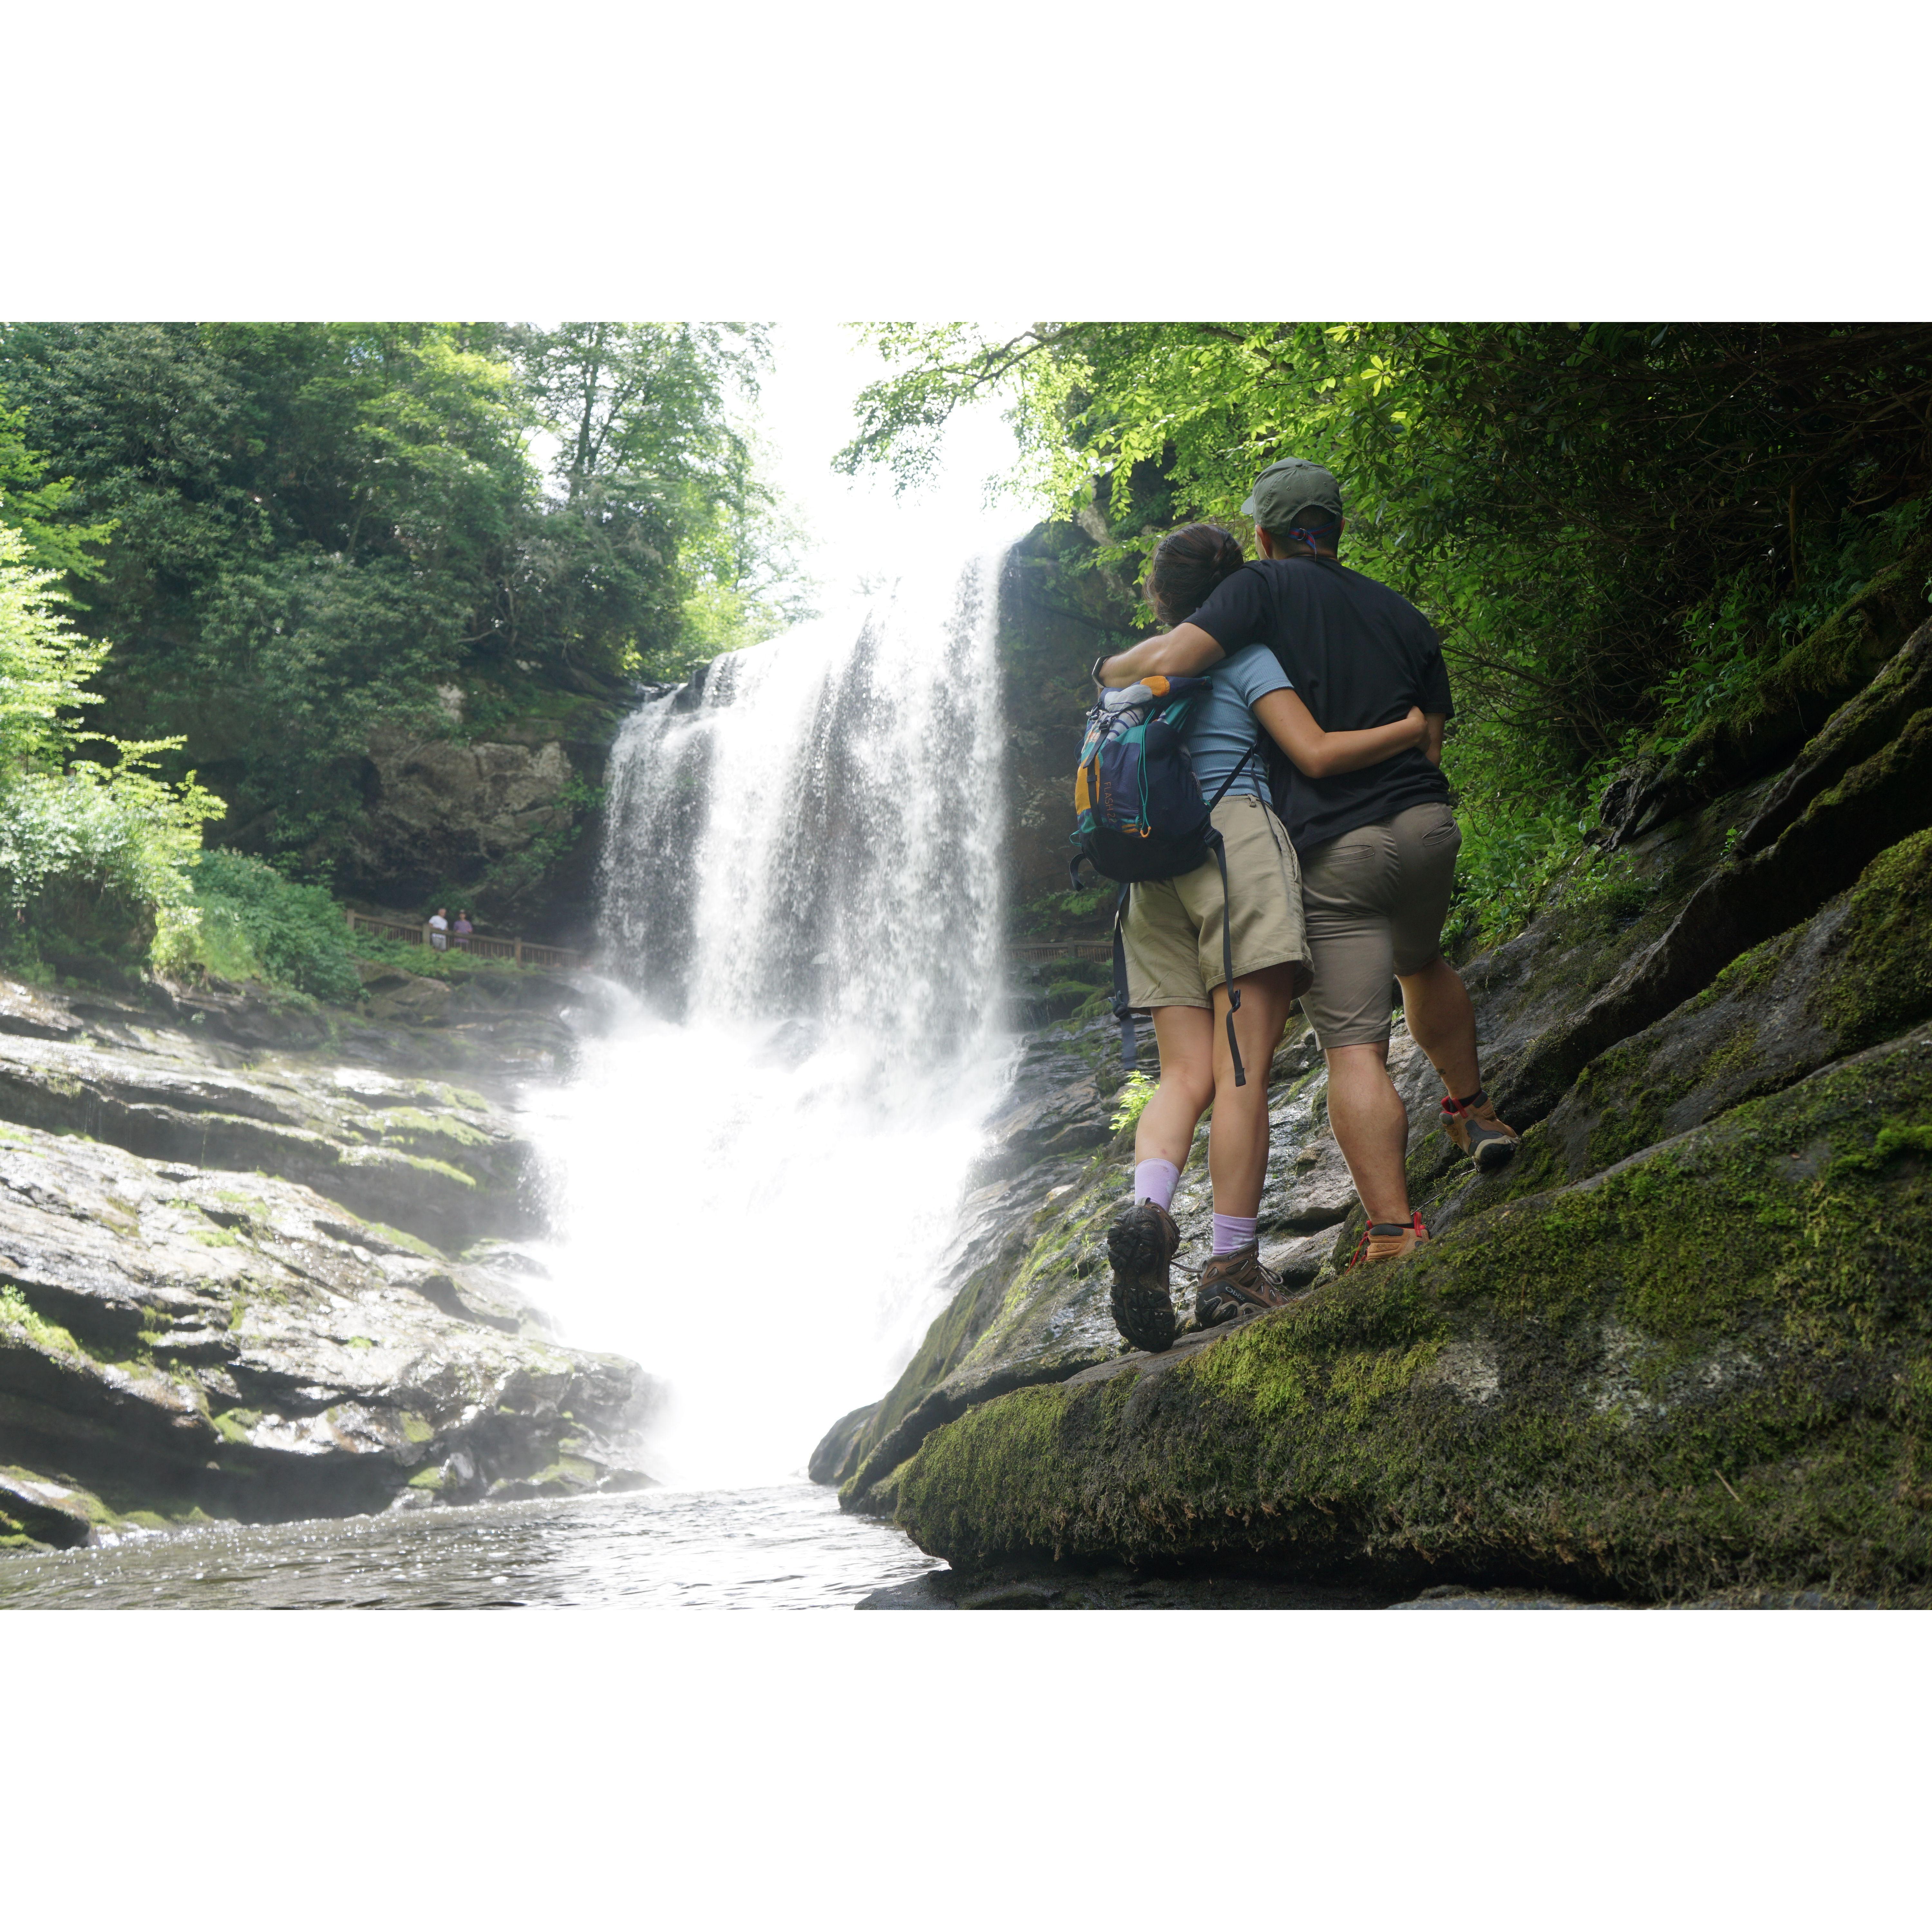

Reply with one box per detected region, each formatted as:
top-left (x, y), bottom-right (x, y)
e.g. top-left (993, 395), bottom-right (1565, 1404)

top-left (1110, 1070), bottom-right (1158, 1133)
top-left (0, 513), bottom-right (222, 978)
top-left (176, 850), bottom-right (363, 1003)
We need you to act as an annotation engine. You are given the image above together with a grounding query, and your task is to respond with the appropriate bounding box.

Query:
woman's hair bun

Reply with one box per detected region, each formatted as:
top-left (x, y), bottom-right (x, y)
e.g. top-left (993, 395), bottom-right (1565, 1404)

top-left (1147, 523), bottom-right (1247, 627)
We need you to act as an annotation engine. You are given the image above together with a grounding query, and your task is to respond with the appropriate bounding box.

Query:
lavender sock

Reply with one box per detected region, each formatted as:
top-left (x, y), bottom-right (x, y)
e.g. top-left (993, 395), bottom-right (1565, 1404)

top-left (1133, 1159), bottom-right (1179, 1212)
top-left (1212, 1213), bottom-right (1257, 1255)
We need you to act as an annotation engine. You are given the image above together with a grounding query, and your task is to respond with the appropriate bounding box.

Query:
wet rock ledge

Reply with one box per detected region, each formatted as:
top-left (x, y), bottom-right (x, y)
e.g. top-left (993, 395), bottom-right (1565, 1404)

top-left (0, 970), bottom-right (651, 1549)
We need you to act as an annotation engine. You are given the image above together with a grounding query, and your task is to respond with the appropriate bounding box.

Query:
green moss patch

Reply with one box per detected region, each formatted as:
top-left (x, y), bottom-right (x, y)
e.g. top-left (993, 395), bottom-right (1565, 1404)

top-left (1807, 827), bottom-right (1932, 1050)
top-left (376, 1108), bottom-right (493, 1150)
top-left (895, 1024), bottom-right (1932, 1605)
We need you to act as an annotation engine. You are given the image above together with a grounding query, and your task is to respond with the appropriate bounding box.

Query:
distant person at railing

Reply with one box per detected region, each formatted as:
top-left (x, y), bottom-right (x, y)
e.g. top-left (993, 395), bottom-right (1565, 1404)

top-left (453, 910), bottom-right (474, 951)
top-left (429, 906), bottom-right (450, 952)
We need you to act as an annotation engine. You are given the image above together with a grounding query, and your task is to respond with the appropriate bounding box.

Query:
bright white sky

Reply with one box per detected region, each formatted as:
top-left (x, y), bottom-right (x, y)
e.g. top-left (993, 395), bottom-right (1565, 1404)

top-left (753, 321), bottom-right (1044, 628)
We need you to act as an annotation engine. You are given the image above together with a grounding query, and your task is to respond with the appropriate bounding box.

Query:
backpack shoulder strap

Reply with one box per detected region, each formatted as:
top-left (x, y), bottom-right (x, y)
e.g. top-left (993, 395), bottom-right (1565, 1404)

top-left (1110, 882), bottom-right (1138, 1071)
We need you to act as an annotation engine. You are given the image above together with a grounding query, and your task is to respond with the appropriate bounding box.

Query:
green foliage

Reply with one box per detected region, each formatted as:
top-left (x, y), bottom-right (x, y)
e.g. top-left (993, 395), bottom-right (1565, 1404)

top-left (177, 850), bottom-right (362, 1003)
top-left (0, 322), bottom-right (815, 886)
top-left (506, 324), bottom-right (815, 683)
top-left (0, 517), bottom-right (221, 972)
top-left (0, 1281), bottom-right (80, 1354)
top-left (1014, 882), bottom-right (1114, 936)
top-left (0, 763), bottom-right (218, 961)
top-left (0, 401), bottom-right (114, 578)
top-left (0, 512), bottom-right (109, 768)
top-left (1109, 1070), bottom-right (1157, 1132)
top-left (845, 323), bottom-right (1932, 947)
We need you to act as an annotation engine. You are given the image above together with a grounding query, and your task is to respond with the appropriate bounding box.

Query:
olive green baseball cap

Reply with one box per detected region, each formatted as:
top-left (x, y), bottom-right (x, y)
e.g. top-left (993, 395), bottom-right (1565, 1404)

top-left (1241, 457), bottom-right (1344, 530)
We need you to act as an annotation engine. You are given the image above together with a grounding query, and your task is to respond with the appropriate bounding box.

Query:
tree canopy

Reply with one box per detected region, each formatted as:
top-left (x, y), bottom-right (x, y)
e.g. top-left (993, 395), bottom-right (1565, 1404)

top-left (844, 321), bottom-right (1932, 937)
top-left (0, 322), bottom-right (813, 881)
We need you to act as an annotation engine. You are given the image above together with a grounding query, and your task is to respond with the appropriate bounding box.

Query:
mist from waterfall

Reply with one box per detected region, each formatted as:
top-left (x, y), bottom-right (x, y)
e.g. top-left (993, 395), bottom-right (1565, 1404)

top-left (526, 551), bottom-right (1013, 1487)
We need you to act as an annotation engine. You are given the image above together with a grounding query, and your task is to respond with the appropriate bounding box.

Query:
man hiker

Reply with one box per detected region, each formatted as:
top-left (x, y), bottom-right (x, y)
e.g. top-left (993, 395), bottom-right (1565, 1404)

top-left (1097, 457), bottom-right (1519, 1268)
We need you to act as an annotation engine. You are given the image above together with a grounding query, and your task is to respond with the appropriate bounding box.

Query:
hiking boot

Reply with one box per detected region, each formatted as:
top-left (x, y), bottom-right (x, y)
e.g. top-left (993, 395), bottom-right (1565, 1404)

top-left (1348, 1211), bottom-right (1430, 1269)
top-left (1441, 1088), bottom-right (1520, 1172)
top-left (1195, 1244), bottom-right (1294, 1329)
top-left (1108, 1200), bottom-right (1181, 1353)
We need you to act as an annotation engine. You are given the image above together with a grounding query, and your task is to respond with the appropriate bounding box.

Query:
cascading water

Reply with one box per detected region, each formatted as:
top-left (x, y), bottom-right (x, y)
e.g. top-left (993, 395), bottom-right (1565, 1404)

top-left (527, 550), bottom-right (1013, 1487)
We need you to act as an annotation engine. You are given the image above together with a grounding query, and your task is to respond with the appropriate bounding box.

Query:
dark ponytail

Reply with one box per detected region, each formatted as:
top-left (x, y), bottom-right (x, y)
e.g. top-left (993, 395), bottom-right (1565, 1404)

top-left (1147, 523), bottom-right (1247, 627)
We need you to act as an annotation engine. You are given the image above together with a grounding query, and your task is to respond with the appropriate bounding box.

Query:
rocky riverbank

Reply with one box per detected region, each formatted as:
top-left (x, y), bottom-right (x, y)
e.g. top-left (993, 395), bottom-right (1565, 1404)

top-left (817, 619), bottom-right (1932, 1608)
top-left (0, 962), bottom-right (653, 1550)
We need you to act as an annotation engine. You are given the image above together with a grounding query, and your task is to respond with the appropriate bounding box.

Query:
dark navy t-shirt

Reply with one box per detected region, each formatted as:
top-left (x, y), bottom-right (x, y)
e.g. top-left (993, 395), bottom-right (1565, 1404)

top-left (1187, 556), bottom-right (1454, 852)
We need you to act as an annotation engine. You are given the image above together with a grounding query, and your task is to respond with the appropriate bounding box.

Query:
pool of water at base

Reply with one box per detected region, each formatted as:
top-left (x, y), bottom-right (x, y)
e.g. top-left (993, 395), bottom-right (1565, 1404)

top-left (0, 1482), bottom-right (937, 1610)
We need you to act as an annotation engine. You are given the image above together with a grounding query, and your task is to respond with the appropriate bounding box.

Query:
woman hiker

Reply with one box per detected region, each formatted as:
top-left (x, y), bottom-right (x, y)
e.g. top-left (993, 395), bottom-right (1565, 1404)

top-left (1099, 459), bottom-right (1521, 1345)
top-left (1096, 522), bottom-right (1431, 1355)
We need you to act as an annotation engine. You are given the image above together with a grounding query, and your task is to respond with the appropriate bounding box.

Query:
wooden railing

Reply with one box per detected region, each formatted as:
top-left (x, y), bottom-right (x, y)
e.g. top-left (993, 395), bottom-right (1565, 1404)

top-left (348, 913), bottom-right (1108, 977)
top-left (1007, 940), bottom-right (1113, 964)
top-left (345, 909), bottom-right (589, 972)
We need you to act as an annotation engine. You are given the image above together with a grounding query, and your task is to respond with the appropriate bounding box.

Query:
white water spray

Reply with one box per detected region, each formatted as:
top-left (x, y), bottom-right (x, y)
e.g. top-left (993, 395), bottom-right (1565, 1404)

top-left (528, 553), bottom-right (1012, 1486)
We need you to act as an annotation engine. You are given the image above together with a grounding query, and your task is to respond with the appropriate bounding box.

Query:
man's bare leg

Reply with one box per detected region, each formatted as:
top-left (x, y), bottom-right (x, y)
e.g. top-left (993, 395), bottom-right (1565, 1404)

top-left (1396, 954), bottom-right (1480, 1100)
top-left (1324, 1043), bottom-right (1412, 1226)
top-left (1396, 953), bottom-right (1519, 1167)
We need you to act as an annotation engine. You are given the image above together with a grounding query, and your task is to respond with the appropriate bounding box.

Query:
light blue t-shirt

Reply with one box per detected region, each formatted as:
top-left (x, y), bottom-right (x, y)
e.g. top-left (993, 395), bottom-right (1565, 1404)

top-left (1182, 644), bottom-right (1290, 801)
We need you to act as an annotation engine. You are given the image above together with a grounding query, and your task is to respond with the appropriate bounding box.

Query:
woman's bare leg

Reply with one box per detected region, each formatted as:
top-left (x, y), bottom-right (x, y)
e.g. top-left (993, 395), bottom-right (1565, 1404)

top-left (1204, 964), bottom-right (1301, 1218)
top-left (1135, 1005), bottom-right (1216, 1170)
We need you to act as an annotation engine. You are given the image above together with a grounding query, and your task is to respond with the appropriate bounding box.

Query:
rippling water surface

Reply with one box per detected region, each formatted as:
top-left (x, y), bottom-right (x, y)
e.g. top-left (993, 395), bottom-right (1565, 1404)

top-left (0, 1483), bottom-right (933, 1610)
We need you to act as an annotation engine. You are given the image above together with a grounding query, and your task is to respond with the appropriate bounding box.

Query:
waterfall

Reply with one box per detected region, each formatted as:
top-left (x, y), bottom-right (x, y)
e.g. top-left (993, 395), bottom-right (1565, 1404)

top-left (528, 551), bottom-right (1012, 1487)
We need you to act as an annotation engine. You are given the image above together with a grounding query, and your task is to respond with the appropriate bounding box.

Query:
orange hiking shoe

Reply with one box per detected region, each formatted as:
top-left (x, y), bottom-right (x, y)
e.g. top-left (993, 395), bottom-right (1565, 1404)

top-left (1348, 1211), bottom-right (1430, 1269)
top-left (1440, 1087), bottom-right (1520, 1172)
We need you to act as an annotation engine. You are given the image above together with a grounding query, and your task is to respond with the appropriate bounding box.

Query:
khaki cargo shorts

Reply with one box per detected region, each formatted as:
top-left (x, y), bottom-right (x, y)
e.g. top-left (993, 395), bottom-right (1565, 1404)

top-left (1123, 794), bottom-right (1313, 1008)
top-left (1299, 800), bottom-right (1461, 1049)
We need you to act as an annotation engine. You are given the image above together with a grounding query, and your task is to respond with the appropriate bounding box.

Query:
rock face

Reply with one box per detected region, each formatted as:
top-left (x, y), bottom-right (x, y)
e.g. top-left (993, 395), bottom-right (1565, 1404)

top-left (0, 969), bottom-right (653, 1548)
top-left (995, 520), bottom-right (1139, 917)
top-left (820, 620), bottom-right (1932, 1608)
top-left (340, 684), bottom-right (632, 944)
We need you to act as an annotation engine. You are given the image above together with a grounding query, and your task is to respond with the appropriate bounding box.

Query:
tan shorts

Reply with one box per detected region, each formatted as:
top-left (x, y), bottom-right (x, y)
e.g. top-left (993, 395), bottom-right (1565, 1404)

top-left (1298, 801), bottom-right (1462, 1049)
top-left (1123, 795), bottom-right (1313, 1009)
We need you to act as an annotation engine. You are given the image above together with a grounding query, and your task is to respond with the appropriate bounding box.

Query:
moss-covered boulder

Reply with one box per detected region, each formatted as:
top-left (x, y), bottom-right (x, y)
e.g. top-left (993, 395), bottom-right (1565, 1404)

top-left (1605, 530), bottom-right (1932, 845)
top-left (1502, 621), bottom-right (1932, 1126)
top-left (1512, 829), bottom-right (1932, 1195)
top-left (893, 1024), bottom-right (1932, 1605)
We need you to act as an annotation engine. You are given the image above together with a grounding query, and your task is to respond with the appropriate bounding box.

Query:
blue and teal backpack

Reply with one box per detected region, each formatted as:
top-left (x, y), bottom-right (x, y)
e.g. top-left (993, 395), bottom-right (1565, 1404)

top-left (1069, 675), bottom-right (1256, 1085)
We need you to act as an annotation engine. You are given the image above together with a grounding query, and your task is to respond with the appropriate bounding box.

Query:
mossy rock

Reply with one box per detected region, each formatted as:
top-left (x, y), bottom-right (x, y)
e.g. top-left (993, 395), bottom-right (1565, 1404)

top-left (1613, 529), bottom-right (1932, 841)
top-left (894, 1022), bottom-right (1932, 1605)
top-left (1483, 827), bottom-right (1932, 1202)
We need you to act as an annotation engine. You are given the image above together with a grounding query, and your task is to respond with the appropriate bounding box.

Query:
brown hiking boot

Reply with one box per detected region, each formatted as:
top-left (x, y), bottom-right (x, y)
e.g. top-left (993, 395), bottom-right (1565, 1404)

top-left (1108, 1200), bottom-right (1182, 1353)
top-left (1195, 1244), bottom-right (1294, 1330)
top-left (1348, 1211), bottom-right (1430, 1269)
top-left (1441, 1087), bottom-right (1520, 1172)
